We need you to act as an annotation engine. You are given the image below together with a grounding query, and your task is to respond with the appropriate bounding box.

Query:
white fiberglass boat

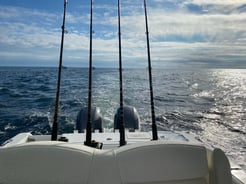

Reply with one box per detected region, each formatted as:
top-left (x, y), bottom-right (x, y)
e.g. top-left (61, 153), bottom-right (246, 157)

top-left (0, 0), bottom-right (245, 184)
top-left (0, 125), bottom-right (245, 184)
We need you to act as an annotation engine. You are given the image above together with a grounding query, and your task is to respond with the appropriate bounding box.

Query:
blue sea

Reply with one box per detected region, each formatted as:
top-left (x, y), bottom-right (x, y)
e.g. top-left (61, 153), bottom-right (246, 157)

top-left (0, 67), bottom-right (245, 169)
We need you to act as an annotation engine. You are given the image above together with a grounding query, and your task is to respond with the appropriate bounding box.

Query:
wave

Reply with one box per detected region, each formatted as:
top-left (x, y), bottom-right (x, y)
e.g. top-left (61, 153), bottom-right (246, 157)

top-left (1, 67), bottom-right (246, 171)
top-left (4, 123), bottom-right (17, 131)
top-left (0, 103), bottom-right (8, 108)
top-left (154, 96), bottom-right (186, 103)
top-left (216, 121), bottom-right (246, 135)
top-left (0, 87), bottom-right (11, 93)
top-left (142, 111), bottom-right (204, 132)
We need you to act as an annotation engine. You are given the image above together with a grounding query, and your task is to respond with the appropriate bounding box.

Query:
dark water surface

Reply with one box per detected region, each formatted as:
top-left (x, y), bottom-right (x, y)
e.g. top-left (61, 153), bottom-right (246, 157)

top-left (0, 67), bottom-right (245, 169)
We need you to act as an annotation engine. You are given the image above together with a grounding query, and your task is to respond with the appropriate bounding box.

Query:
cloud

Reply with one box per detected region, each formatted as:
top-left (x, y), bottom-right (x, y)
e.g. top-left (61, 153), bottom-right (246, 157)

top-left (184, 0), bottom-right (245, 5)
top-left (0, 1), bottom-right (246, 68)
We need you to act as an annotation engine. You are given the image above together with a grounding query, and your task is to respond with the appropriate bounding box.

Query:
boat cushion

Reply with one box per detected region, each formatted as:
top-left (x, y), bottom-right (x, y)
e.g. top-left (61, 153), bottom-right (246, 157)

top-left (115, 141), bottom-right (209, 184)
top-left (87, 149), bottom-right (121, 184)
top-left (0, 141), bottom-right (232, 184)
top-left (0, 142), bottom-right (94, 184)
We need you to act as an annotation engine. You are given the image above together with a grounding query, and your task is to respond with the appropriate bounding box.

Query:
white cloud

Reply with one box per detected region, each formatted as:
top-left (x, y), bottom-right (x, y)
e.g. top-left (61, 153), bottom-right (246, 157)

top-left (184, 0), bottom-right (245, 5)
top-left (0, 1), bottom-right (246, 68)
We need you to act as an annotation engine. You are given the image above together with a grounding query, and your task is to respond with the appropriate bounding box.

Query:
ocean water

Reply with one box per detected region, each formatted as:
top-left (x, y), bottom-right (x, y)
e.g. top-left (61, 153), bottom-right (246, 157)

top-left (0, 67), bottom-right (245, 170)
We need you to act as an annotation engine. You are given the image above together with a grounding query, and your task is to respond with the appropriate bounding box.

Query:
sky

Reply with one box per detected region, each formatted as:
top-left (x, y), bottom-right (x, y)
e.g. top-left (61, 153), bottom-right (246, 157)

top-left (0, 0), bottom-right (246, 68)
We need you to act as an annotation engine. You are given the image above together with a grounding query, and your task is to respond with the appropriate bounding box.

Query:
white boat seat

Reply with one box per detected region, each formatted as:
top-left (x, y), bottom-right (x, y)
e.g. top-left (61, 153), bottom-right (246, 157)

top-left (116, 142), bottom-right (208, 184)
top-left (0, 141), bottom-right (232, 184)
top-left (115, 141), bottom-right (232, 184)
top-left (0, 142), bottom-right (94, 184)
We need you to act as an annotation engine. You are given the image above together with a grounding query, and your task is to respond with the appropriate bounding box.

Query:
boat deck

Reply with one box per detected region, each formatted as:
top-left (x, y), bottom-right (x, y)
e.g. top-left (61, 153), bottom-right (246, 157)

top-left (2, 130), bottom-right (196, 149)
top-left (1, 130), bottom-right (245, 184)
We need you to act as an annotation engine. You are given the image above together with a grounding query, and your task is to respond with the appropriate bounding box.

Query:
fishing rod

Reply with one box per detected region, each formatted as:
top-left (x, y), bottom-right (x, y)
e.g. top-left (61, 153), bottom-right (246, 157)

top-left (118, 0), bottom-right (126, 146)
top-left (144, 0), bottom-right (158, 140)
top-left (51, 0), bottom-right (68, 141)
top-left (84, 0), bottom-right (93, 146)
